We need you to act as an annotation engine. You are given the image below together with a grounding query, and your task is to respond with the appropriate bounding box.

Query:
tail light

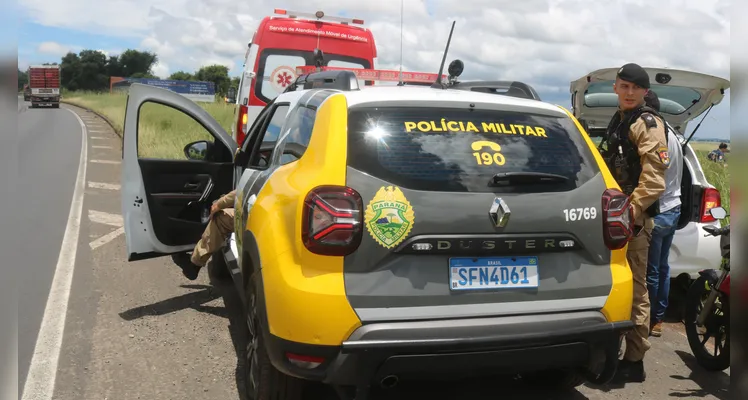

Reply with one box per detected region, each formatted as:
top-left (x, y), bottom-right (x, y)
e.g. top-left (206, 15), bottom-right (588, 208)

top-left (719, 274), bottom-right (730, 296)
top-left (699, 188), bottom-right (721, 223)
top-left (286, 352), bottom-right (324, 369)
top-left (601, 188), bottom-right (634, 250)
top-left (302, 186), bottom-right (363, 256)
top-left (236, 105), bottom-right (249, 145)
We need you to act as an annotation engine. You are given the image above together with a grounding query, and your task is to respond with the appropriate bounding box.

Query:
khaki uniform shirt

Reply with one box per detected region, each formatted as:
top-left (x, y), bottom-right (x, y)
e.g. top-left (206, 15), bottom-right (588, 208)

top-left (626, 113), bottom-right (669, 225)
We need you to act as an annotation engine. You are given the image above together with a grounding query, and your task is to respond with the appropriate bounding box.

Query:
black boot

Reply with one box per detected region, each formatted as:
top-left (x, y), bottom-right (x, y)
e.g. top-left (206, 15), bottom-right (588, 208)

top-left (171, 253), bottom-right (202, 280)
top-left (611, 359), bottom-right (646, 384)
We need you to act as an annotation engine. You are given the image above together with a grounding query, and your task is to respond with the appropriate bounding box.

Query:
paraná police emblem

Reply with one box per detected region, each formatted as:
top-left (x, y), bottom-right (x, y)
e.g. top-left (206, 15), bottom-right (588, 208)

top-left (364, 186), bottom-right (415, 249)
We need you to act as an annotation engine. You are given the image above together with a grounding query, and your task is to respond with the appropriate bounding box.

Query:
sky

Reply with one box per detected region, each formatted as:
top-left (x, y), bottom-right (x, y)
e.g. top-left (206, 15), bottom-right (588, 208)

top-left (17, 0), bottom-right (731, 140)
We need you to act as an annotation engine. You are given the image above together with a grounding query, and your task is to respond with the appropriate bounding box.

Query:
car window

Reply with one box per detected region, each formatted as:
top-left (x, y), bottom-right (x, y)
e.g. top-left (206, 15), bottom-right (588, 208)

top-left (248, 104), bottom-right (289, 168)
top-left (583, 81), bottom-right (701, 116)
top-left (346, 106), bottom-right (599, 193)
top-left (259, 54), bottom-right (306, 102)
top-left (279, 105), bottom-right (316, 165)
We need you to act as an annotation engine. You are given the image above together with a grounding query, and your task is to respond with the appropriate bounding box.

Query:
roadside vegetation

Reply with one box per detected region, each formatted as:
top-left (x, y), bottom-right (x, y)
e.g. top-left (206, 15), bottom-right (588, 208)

top-left (61, 91), bottom-right (730, 216)
top-left (62, 91), bottom-right (236, 159)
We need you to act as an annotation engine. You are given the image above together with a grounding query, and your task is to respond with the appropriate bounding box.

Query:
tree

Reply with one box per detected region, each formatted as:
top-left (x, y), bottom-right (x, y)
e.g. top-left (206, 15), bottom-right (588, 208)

top-left (18, 68), bottom-right (28, 91)
top-left (168, 71), bottom-right (195, 81)
top-left (117, 49), bottom-right (158, 78)
top-left (194, 64), bottom-right (230, 96)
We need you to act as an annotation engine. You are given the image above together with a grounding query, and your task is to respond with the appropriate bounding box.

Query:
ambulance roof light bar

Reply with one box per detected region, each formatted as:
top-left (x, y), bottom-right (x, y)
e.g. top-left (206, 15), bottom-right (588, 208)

top-left (296, 66), bottom-right (447, 84)
top-left (273, 9), bottom-right (365, 25)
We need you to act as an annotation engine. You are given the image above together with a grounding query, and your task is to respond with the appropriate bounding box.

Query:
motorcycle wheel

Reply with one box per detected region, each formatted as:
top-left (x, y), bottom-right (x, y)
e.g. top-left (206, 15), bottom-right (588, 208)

top-left (684, 275), bottom-right (730, 371)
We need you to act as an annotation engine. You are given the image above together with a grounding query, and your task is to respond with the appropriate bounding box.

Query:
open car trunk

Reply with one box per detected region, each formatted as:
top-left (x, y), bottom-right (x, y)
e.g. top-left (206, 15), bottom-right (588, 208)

top-left (569, 67), bottom-right (730, 227)
top-left (569, 67), bottom-right (729, 135)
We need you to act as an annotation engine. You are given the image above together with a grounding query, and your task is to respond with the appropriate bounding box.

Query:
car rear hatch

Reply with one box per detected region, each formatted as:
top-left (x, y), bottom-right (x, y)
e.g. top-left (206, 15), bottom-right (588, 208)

top-left (569, 67), bottom-right (729, 135)
top-left (329, 99), bottom-right (625, 323)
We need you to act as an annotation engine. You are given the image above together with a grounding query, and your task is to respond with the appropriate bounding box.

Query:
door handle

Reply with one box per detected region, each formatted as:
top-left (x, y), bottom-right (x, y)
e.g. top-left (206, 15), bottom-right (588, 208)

top-left (185, 182), bottom-right (200, 190)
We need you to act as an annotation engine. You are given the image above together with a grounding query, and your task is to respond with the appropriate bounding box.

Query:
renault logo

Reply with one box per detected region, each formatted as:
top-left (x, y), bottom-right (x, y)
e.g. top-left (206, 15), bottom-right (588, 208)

top-left (489, 197), bottom-right (511, 227)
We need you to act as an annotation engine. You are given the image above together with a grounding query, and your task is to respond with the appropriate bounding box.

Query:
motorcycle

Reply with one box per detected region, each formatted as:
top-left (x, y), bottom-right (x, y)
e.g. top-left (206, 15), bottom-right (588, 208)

top-left (684, 206), bottom-right (730, 371)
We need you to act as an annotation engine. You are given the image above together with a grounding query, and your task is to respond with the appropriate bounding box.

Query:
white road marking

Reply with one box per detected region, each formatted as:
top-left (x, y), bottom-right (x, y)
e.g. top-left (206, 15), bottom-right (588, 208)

top-left (21, 109), bottom-right (88, 400)
top-left (91, 137), bottom-right (106, 140)
top-left (88, 210), bottom-right (123, 227)
top-left (89, 227), bottom-right (125, 250)
top-left (88, 181), bottom-right (120, 190)
top-left (92, 145), bottom-right (112, 149)
top-left (91, 159), bottom-right (120, 164)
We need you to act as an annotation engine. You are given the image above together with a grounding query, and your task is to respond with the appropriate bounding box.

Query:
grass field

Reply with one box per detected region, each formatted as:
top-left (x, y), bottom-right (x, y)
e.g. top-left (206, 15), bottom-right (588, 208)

top-left (62, 90), bottom-right (236, 159)
top-left (61, 90), bottom-right (730, 218)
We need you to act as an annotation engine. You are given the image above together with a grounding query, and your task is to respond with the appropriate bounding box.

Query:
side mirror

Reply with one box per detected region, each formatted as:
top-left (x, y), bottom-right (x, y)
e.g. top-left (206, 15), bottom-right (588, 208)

top-left (184, 140), bottom-right (212, 161)
top-left (708, 206), bottom-right (728, 220)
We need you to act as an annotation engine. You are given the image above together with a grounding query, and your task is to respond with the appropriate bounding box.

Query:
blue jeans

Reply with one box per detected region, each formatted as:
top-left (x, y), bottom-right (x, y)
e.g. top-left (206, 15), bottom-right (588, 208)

top-left (646, 205), bottom-right (681, 323)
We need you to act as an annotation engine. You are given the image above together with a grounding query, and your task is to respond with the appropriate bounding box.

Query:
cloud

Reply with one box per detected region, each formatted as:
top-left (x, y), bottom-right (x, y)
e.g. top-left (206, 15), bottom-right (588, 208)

top-left (36, 41), bottom-right (74, 57)
top-left (18, 0), bottom-right (730, 92)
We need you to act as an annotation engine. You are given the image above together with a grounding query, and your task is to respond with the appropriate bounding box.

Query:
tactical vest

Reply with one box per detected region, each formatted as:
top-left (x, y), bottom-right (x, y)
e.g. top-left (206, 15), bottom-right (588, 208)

top-left (598, 104), bottom-right (668, 218)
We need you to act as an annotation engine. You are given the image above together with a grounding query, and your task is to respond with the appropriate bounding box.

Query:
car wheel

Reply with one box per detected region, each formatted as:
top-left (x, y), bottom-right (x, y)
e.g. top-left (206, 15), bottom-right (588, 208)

top-left (245, 293), bottom-right (306, 400)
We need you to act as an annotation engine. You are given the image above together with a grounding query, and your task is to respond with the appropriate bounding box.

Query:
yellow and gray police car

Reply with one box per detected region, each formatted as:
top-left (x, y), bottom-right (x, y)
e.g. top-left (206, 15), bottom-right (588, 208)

top-left (121, 63), bottom-right (637, 400)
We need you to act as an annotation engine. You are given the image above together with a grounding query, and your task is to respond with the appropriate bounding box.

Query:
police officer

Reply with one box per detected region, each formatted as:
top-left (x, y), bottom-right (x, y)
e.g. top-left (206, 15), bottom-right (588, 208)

top-left (599, 63), bottom-right (669, 383)
top-left (172, 190), bottom-right (236, 280)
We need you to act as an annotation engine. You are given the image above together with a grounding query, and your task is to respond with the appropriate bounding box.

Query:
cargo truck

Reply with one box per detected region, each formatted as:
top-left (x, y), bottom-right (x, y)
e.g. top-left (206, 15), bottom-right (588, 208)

top-left (28, 64), bottom-right (61, 108)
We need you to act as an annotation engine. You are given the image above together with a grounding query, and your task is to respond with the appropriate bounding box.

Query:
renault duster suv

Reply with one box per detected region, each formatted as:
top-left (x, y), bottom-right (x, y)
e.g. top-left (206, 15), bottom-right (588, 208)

top-left (121, 69), bottom-right (636, 399)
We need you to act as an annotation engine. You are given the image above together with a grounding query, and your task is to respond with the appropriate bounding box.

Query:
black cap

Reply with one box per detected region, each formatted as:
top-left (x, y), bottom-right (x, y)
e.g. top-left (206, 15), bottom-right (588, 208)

top-left (617, 63), bottom-right (650, 89)
top-left (644, 90), bottom-right (660, 111)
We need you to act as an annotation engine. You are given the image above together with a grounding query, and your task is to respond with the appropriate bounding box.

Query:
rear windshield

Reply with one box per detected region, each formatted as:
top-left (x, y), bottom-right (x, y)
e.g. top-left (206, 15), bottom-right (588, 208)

top-left (583, 81), bottom-right (700, 116)
top-left (347, 106), bottom-right (599, 193)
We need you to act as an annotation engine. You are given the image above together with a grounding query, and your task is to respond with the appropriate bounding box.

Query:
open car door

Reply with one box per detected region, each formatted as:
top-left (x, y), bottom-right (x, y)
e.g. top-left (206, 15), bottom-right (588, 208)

top-left (121, 83), bottom-right (238, 261)
top-left (569, 67), bottom-right (729, 135)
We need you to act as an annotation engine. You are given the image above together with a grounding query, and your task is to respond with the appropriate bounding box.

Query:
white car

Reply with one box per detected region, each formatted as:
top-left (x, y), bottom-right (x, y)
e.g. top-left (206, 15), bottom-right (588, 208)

top-left (570, 67), bottom-right (730, 288)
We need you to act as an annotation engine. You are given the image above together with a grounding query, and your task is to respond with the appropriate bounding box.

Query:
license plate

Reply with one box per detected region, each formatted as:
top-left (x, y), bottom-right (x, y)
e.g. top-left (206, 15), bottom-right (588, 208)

top-left (449, 256), bottom-right (539, 291)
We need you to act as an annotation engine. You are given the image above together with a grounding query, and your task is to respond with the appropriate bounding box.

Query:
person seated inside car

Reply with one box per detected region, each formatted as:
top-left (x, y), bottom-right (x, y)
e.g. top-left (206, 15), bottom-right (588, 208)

top-left (172, 190), bottom-right (236, 280)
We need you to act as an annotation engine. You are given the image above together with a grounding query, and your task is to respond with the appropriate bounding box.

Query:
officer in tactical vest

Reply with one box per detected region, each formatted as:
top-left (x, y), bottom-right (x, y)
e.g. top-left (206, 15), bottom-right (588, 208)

top-left (598, 63), bottom-right (669, 383)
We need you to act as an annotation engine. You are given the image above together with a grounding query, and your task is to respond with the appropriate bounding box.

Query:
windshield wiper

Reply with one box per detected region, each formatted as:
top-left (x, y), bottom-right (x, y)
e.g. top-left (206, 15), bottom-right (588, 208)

top-left (489, 172), bottom-right (570, 186)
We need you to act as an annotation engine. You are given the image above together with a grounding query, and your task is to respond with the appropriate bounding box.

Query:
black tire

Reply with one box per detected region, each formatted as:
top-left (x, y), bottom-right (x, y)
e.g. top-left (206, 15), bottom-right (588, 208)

top-left (684, 276), bottom-right (730, 371)
top-left (523, 368), bottom-right (585, 390)
top-left (208, 252), bottom-right (232, 282)
top-left (245, 294), bottom-right (307, 400)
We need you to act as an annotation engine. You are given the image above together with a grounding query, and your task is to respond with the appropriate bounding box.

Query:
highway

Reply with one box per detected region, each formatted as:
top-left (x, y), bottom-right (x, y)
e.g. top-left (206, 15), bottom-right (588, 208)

top-left (17, 99), bottom-right (83, 393)
top-left (16, 99), bottom-right (729, 400)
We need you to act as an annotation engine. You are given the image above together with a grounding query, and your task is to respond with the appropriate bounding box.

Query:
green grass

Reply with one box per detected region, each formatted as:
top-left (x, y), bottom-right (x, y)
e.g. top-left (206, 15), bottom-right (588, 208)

top-left (62, 91), bottom-right (237, 159)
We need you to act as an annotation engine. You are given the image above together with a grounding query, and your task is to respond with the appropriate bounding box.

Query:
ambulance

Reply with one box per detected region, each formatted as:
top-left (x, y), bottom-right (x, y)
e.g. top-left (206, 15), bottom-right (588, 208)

top-left (232, 8), bottom-right (378, 145)
top-left (232, 8), bottom-right (447, 146)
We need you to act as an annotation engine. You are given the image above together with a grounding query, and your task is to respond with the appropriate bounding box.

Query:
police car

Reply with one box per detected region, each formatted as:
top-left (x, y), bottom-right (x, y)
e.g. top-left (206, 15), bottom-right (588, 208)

top-left (570, 67), bottom-right (730, 291)
top-left (121, 64), bottom-right (638, 398)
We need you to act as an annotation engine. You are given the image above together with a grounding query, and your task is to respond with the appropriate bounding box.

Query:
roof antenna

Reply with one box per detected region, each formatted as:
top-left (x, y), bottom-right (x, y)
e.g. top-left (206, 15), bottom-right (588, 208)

top-left (397, 0), bottom-right (404, 86)
top-left (431, 21), bottom-right (456, 89)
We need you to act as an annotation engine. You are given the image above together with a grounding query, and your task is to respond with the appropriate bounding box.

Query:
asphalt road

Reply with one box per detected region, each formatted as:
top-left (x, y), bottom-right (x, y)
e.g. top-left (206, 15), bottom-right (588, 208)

top-left (17, 99), bottom-right (82, 392)
top-left (21, 102), bottom-right (731, 400)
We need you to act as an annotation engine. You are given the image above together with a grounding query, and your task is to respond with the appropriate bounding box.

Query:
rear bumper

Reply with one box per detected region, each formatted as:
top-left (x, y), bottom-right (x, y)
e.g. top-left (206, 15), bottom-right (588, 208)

top-left (30, 96), bottom-right (60, 103)
top-left (265, 310), bottom-right (633, 386)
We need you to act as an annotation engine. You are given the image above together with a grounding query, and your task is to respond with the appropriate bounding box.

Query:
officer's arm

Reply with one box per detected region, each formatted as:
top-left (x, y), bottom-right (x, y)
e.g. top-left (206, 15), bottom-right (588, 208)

top-left (214, 190), bottom-right (237, 210)
top-left (628, 117), bottom-right (668, 221)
